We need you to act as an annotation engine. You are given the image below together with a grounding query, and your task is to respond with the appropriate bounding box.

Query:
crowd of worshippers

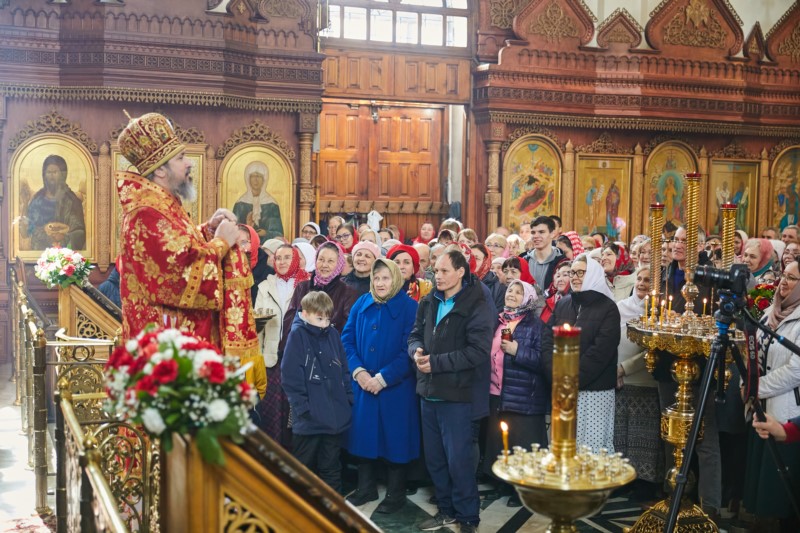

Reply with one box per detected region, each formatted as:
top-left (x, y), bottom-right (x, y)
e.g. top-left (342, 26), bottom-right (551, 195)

top-left (99, 215), bottom-right (800, 532)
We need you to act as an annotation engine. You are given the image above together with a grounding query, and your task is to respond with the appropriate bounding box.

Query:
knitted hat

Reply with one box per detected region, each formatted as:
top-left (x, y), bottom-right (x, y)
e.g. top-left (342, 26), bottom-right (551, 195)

top-left (351, 240), bottom-right (381, 260)
top-left (261, 238), bottom-right (284, 255)
top-left (117, 112), bottom-right (186, 177)
top-left (387, 244), bottom-right (420, 275)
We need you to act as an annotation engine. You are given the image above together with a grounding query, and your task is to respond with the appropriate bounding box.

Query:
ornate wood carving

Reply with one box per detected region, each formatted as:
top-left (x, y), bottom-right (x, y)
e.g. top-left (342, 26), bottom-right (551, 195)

top-left (576, 132), bottom-right (634, 155)
top-left (258, 0), bottom-right (305, 19)
top-left (777, 22), bottom-right (800, 63)
top-left (744, 22), bottom-right (766, 62)
top-left (500, 125), bottom-right (560, 153)
top-left (512, 0), bottom-right (595, 47)
top-left (710, 140), bottom-right (758, 160)
top-left (0, 85), bottom-right (321, 114)
top-left (596, 8), bottom-right (643, 50)
top-left (8, 110), bottom-right (98, 153)
top-left (645, 0), bottom-right (744, 58)
top-left (769, 139), bottom-right (800, 161)
top-left (489, 0), bottom-right (526, 30)
top-left (643, 135), bottom-right (700, 156)
top-left (216, 120), bottom-right (296, 160)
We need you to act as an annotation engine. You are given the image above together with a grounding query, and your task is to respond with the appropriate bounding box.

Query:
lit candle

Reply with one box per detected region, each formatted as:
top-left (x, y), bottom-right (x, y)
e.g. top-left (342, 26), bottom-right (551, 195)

top-left (650, 290), bottom-right (658, 327)
top-left (703, 298), bottom-right (708, 315)
top-left (668, 295), bottom-right (673, 315)
top-left (500, 421), bottom-right (509, 462)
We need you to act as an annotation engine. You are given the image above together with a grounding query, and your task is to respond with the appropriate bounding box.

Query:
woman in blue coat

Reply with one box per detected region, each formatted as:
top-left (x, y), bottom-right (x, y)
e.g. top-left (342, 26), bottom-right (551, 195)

top-left (342, 258), bottom-right (419, 514)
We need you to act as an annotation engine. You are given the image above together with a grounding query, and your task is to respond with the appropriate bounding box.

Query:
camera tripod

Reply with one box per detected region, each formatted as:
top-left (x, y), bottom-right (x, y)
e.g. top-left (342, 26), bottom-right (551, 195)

top-left (664, 289), bottom-right (800, 532)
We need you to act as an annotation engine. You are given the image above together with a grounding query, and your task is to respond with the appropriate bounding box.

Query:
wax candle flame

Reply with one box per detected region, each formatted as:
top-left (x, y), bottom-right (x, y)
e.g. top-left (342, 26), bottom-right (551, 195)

top-left (563, 324), bottom-right (571, 331)
top-left (500, 421), bottom-right (508, 432)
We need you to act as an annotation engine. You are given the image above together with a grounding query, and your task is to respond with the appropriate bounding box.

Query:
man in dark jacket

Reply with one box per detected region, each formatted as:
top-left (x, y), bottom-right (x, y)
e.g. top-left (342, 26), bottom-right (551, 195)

top-left (408, 249), bottom-right (494, 533)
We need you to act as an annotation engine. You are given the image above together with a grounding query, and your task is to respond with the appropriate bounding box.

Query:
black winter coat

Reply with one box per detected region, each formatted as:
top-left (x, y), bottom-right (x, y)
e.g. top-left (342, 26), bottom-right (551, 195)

top-left (496, 312), bottom-right (549, 415)
top-left (541, 290), bottom-right (620, 391)
top-left (408, 274), bottom-right (495, 403)
top-left (481, 271), bottom-right (507, 312)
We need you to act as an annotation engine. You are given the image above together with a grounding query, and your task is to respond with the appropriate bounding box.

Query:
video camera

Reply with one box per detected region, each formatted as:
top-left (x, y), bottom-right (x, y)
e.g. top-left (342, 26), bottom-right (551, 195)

top-left (693, 263), bottom-right (749, 298)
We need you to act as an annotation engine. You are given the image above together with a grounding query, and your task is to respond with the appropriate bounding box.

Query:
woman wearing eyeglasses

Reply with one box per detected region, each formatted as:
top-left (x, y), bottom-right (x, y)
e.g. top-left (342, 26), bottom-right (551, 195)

top-left (744, 258), bottom-right (800, 530)
top-left (336, 223), bottom-right (359, 253)
top-left (541, 254), bottom-right (620, 453)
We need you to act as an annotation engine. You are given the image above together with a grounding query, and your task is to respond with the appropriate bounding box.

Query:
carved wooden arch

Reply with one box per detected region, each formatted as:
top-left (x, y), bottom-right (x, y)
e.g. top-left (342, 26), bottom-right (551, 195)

top-left (8, 110), bottom-right (98, 154)
top-left (500, 133), bottom-right (563, 231)
top-left (512, 0), bottom-right (596, 47)
top-left (596, 8), bottom-right (643, 50)
top-left (770, 138), bottom-right (800, 161)
top-left (645, 0), bottom-right (745, 58)
top-left (576, 132), bottom-right (634, 155)
top-left (501, 125), bottom-right (561, 154)
top-left (744, 22), bottom-right (767, 62)
top-left (766, 1), bottom-right (800, 66)
top-left (216, 120), bottom-right (296, 161)
top-left (770, 144), bottom-right (800, 175)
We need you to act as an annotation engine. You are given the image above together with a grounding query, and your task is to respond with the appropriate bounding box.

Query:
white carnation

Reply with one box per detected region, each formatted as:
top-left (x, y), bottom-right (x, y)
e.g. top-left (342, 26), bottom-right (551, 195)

top-left (126, 340), bottom-right (138, 352)
top-left (157, 329), bottom-right (181, 344)
top-left (141, 408), bottom-right (166, 435)
top-left (192, 349), bottom-right (223, 374)
top-left (207, 399), bottom-right (230, 422)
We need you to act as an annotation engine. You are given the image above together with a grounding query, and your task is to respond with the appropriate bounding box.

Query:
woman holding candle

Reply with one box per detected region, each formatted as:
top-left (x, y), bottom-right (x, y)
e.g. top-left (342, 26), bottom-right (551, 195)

top-left (743, 258), bottom-right (800, 529)
top-left (483, 280), bottom-right (548, 507)
top-left (614, 268), bottom-right (664, 487)
top-left (542, 254), bottom-right (620, 453)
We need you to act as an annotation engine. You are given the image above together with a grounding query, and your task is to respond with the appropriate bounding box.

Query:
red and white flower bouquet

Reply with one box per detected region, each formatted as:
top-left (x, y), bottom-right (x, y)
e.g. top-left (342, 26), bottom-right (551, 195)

top-left (104, 325), bottom-right (258, 464)
top-left (34, 246), bottom-right (93, 289)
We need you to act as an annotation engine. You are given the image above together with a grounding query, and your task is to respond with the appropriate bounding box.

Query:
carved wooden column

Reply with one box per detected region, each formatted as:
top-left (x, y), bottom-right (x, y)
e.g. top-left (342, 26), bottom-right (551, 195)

top-left (205, 145), bottom-right (217, 222)
top-left (298, 113), bottom-right (317, 231)
top-left (561, 140), bottom-right (575, 230)
top-left (633, 143), bottom-right (644, 234)
top-left (485, 140), bottom-right (501, 231)
top-left (97, 143), bottom-right (111, 270)
top-left (759, 147), bottom-right (770, 232)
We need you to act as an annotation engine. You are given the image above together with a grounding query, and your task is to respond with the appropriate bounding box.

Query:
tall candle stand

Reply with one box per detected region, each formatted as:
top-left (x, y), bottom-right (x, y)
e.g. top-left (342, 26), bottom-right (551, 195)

top-left (493, 326), bottom-right (636, 533)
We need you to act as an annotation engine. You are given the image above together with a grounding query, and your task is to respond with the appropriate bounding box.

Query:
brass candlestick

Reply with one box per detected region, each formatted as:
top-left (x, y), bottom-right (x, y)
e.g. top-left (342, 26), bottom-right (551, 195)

top-left (493, 326), bottom-right (636, 533)
top-left (682, 173), bottom-right (701, 317)
top-left (644, 203), bottom-right (664, 373)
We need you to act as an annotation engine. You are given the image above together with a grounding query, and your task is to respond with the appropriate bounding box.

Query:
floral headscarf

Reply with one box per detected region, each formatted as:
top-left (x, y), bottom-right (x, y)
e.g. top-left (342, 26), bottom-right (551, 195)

top-left (563, 231), bottom-right (585, 256)
top-left (471, 244), bottom-right (492, 280)
top-left (500, 280), bottom-right (537, 324)
top-left (276, 244), bottom-right (309, 284)
top-left (313, 241), bottom-right (346, 287)
top-left (369, 259), bottom-right (404, 304)
top-left (604, 242), bottom-right (634, 280)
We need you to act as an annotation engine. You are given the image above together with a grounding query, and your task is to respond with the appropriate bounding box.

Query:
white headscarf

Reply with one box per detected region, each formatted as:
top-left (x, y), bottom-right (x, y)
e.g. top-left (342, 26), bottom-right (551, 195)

top-left (293, 242), bottom-right (316, 273)
top-left (573, 253), bottom-right (614, 301)
top-left (617, 287), bottom-right (645, 323)
top-left (238, 161), bottom-right (278, 225)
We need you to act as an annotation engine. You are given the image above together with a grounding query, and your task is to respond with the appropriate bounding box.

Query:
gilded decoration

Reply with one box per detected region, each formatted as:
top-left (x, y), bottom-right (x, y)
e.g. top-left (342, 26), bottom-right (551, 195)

top-left (259, 0), bottom-right (304, 19)
top-left (643, 135), bottom-right (699, 156)
top-left (490, 0), bottom-right (524, 29)
top-left (606, 26), bottom-right (636, 44)
top-left (769, 139), bottom-right (800, 160)
top-left (528, 1), bottom-right (579, 43)
top-left (9, 110), bottom-right (98, 153)
top-left (223, 492), bottom-right (273, 532)
top-left (76, 310), bottom-right (113, 340)
top-left (710, 140), bottom-right (757, 160)
top-left (662, 0), bottom-right (727, 49)
top-left (596, 8), bottom-right (643, 48)
top-left (217, 121), bottom-right (296, 160)
top-left (777, 23), bottom-right (800, 63)
top-left (0, 85), bottom-right (322, 115)
top-left (501, 135), bottom-right (561, 232)
top-left (770, 147), bottom-right (800, 230)
top-left (500, 125), bottom-right (560, 153)
top-left (576, 132), bottom-right (633, 155)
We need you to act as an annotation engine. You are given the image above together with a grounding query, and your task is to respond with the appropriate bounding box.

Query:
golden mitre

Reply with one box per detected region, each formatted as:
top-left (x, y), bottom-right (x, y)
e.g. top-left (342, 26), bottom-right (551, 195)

top-left (117, 112), bottom-right (186, 177)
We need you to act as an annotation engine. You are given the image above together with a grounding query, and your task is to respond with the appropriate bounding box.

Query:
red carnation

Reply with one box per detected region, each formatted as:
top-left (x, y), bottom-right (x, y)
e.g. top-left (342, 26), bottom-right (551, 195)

top-left (62, 264), bottom-right (76, 276)
top-left (129, 355), bottom-right (148, 375)
top-left (747, 297), bottom-right (755, 308)
top-left (138, 332), bottom-right (159, 349)
top-left (141, 342), bottom-right (159, 359)
top-left (757, 298), bottom-right (771, 311)
top-left (107, 346), bottom-right (133, 370)
top-left (134, 375), bottom-right (159, 396)
top-left (239, 380), bottom-right (252, 399)
top-left (152, 359), bottom-right (179, 384)
top-left (181, 340), bottom-right (218, 352)
top-left (199, 361), bottom-right (226, 384)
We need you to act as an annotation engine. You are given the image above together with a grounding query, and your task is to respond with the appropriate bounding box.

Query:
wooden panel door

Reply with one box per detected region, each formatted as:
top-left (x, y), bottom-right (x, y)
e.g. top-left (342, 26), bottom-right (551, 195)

top-left (319, 102), bottom-right (443, 205)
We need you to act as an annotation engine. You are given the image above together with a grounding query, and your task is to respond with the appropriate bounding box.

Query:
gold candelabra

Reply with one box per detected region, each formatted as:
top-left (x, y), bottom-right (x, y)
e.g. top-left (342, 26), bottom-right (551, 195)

top-left (493, 326), bottom-right (636, 533)
top-left (720, 203), bottom-right (737, 269)
top-left (627, 179), bottom-right (743, 533)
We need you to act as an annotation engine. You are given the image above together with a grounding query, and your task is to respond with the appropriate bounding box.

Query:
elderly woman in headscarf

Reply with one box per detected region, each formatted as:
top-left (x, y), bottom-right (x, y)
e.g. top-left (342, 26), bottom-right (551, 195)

top-left (280, 241), bottom-right (358, 352)
top-left (253, 244), bottom-right (310, 444)
top-left (484, 279), bottom-right (548, 507)
top-left (387, 244), bottom-right (432, 302)
top-left (600, 242), bottom-right (636, 302)
top-left (614, 267), bottom-right (664, 488)
top-left (742, 238), bottom-right (775, 282)
top-left (293, 242), bottom-right (316, 273)
top-left (541, 259), bottom-right (571, 324)
top-left (542, 254), bottom-right (620, 453)
top-left (734, 229), bottom-right (748, 263)
top-left (232, 161), bottom-right (284, 241)
top-left (744, 256), bottom-right (800, 528)
top-left (342, 259), bottom-right (419, 514)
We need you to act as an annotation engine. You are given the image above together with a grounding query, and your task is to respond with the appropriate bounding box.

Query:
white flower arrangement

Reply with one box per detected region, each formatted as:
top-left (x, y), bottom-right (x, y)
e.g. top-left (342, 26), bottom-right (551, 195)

top-left (34, 247), bottom-right (93, 289)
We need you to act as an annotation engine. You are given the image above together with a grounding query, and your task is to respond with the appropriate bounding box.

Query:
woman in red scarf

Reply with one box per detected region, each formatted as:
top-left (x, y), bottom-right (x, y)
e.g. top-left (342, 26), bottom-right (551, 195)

top-left (600, 242), bottom-right (635, 302)
top-left (387, 244), bottom-right (432, 301)
top-left (335, 223), bottom-right (359, 253)
top-left (471, 243), bottom-right (506, 311)
top-left (253, 244), bottom-right (310, 444)
top-left (540, 259), bottom-right (571, 324)
top-left (413, 222), bottom-right (436, 245)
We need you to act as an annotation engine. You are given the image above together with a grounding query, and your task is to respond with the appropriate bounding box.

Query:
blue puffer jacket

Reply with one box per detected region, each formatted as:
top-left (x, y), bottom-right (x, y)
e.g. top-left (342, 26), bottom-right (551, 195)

top-left (496, 312), bottom-right (549, 415)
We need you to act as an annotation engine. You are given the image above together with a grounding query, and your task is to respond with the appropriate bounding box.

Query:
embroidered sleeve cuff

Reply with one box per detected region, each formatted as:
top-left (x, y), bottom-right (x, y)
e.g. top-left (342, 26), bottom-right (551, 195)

top-left (375, 373), bottom-right (387, 389)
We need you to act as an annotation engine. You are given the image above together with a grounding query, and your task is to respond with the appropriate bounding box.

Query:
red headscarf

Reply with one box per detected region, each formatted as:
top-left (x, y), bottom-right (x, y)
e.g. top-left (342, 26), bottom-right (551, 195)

top-left (516, 257), bottom-right (536, 285)
top-left (387, 244), bottom-right (420, 277)
top-left (471, 244), bottom-right (492, 280)
top-left (275, 245), bottom-right (310, 284)
top-left (457, 243), bottom-right (478, 274)
top-left (239, 224), bottom-right (260, 270)
top-left (612, 243), bottom-right (633, 278)
top-left (413, 221), bottom-right (435, 245)
top-left (563, 231), bottom-right (584, 256)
